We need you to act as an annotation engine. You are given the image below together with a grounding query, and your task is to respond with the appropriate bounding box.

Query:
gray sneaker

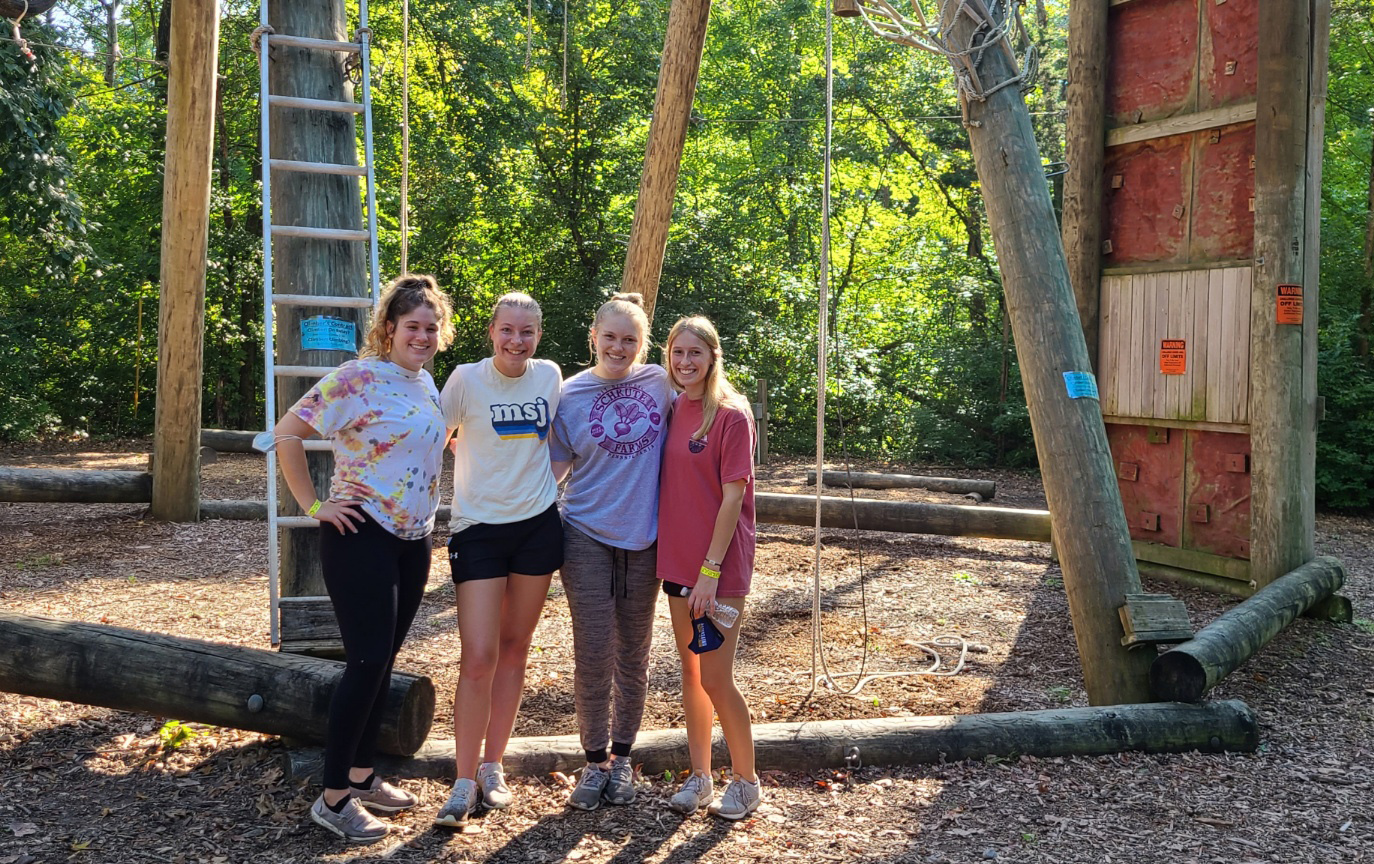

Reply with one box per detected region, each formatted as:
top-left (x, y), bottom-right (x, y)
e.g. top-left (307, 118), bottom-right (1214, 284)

top-left (603, 757), bottom-right (636, 805)
top-left (567, 763), bottom-right (609, 811)
top-left (707, 777), bottom-right (762, 821)
top-left (433, 778), bottom-right (480, 827)
top-left (668, 772), bottom-right (714, 815)
top-left (310, 794), bottom-right (388, 844)
top-left (477, 762), bottom-right (512, 810)
top-left (352, 775), bottom-right (418, 813)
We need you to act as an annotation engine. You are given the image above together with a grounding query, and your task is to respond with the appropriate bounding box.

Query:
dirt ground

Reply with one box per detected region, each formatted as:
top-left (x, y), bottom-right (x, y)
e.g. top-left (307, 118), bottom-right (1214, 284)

top-left (2, 440), bottom-right (1373, 864)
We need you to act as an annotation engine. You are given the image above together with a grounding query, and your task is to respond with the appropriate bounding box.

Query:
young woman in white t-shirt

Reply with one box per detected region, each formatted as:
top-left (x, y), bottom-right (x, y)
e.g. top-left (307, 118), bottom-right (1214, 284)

top-left (433, 293), bottom-right (564, 826)
top-left (272, 274), bottom-right (455, 844)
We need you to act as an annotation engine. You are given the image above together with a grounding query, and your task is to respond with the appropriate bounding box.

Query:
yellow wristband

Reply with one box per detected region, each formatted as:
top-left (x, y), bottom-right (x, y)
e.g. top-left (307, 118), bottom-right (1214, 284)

top-left (700, 565), bottom-right (721, 580)
top-left (307, 499), bottom-right (323, 517)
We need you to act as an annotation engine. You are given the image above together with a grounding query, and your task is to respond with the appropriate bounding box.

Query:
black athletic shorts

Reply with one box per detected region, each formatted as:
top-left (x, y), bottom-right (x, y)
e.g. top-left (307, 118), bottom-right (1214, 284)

top-left (447, 503), bottom-right (564, 583)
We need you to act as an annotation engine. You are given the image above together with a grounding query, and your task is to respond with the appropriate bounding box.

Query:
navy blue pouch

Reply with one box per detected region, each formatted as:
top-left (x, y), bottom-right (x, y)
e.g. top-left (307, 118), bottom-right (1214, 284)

top-left (688, 616), bottom-right (725, 654)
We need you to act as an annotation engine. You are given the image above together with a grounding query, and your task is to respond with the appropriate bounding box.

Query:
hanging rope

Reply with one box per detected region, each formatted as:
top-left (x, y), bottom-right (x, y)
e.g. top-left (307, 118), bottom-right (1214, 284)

top-left (561, 0), bottom-right (569, 111)
top-left (525, 0), bottom-right (533, 70)
top-left (9, 0), bottom-right (36, 62)
top-left (807, 1), bottom-right (968, 700)
top-left (400, 0), bottom-right (410, 272)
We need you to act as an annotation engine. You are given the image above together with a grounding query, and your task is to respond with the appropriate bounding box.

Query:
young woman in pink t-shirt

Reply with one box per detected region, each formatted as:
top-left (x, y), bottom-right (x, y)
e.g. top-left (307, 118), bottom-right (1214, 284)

top-left (656, 316), bottom-right (761, 821)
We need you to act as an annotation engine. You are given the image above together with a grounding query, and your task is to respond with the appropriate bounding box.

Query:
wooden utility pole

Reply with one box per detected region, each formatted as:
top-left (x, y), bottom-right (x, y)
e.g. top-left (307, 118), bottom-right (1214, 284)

top-left (1250, 0), bottom-right (1317, 587)
top-left (150, 0), bottom-right (219, 522)
top-left (620, 0), bottom-right (712, 323)
top-left (1061, 0), bottom-right (1108, 372)
top-left (268, 0), bottom-right (369, 597)
top-left (939, 2), bottom-right (1153, 703)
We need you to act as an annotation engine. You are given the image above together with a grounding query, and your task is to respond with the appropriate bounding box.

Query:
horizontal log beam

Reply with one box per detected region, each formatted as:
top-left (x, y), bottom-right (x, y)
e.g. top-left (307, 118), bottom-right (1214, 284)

top-left (0, 467), bottom-right (152, 503)
top-left (199, 429), bottom-right (258, 453)
top-left (756, 492), bottom-right (1050, 541)
top-left (0, 611), bottom-right (433, 755)
top-left (1150, 556), bottom-right (1345, 702)
top-left (805, 470), bottom-right (996, 499)
top-left (1105, 102), bottom-right (1256, 147)
top-left (284, 700), bottom-right (1258, 781)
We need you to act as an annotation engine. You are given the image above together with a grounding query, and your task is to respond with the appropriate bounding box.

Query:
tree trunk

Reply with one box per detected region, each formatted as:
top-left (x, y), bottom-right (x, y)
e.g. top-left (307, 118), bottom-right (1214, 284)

top-left (0, 611), bottom-right (433, 755)
top-left (150, 0), bottom-right (219, 523)
top-left (619, 0), bottom-right (712, 323)
top-left (1358, 112), bottom-right (1374, 357)
top-left (1061, 0), bottom-right (1108, 371)
top-left (0, 0), bottom-right (59, 17)
top-left (0, 468), bottom-right (152, 503)
top-left (286, 700), bottom-right (1258, 780)
top-left (102, 1), bottom-right (121, 86)
top-left (939, 0), bottom-right (1154, 703)
top-left (267, 0), bottom-right (370, 598)
top-left (1250, 0), bottom-right (1316, 587)
top-left (1150, 556), bottom-right (1344, 702)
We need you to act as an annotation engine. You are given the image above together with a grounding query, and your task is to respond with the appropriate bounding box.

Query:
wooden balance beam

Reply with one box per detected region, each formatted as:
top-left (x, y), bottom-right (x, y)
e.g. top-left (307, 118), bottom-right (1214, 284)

top-left (806, 470), bottom-right (996, 500)
top-left (0, 611), bottom-right (433, 755)
top-left (1150, 556), bottom-right (1346, 703)
top-left (284, 700), bottom-right (1258, 780)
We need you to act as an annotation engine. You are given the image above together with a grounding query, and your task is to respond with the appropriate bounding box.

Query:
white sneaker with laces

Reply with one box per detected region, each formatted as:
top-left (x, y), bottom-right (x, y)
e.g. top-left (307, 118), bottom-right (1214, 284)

top-left (668, 772), bottom-right (714, 815)
top-left (433, 777), bottom-right (481, 827)
top-left (477, 761), bottom-right (513, 810)
top-left (567, 763), bottom-right (609, 811)
top-left (310, 794), bottom-right (389, 843)
top-left (707, 776), bottom-right (762, 821)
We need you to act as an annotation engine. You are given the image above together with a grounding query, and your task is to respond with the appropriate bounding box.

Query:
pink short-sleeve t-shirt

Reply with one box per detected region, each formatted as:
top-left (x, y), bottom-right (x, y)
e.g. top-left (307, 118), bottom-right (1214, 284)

top-left (656, 396), bottom-right (756, 597)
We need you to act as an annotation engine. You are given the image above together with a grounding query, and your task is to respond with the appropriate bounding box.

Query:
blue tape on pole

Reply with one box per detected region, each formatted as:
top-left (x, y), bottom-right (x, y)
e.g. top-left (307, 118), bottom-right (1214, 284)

top-left (1063, 371), bottom-right (1099, 400)
top-left (300, 316), bottom-right (357, 353)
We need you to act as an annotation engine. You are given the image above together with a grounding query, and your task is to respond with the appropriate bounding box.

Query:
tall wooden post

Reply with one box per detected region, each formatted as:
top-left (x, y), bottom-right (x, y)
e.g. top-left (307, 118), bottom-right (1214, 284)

top-left (1061, 0), bottom-right (1108, 372)
top-left (619, 0), bottom-right (712, 323)
top-left (941, 3), bottom-right (1153, 703)
top-left (269, 0), bottom-right (369, 598)
top-left (1250, 0), bottom-right (1317, 587)
top-left (151, 0), bottom-right (219, 522)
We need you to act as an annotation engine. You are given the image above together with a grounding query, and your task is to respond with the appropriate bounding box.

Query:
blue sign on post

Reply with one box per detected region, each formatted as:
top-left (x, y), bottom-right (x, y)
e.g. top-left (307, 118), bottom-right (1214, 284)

top-left (301, 316), bottom-right (357, 353)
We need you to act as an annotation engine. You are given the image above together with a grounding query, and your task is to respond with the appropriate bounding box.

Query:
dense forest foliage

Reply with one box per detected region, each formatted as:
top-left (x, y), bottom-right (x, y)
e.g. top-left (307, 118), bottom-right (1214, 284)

top-left (1, 1), bottom-right (1371, 509)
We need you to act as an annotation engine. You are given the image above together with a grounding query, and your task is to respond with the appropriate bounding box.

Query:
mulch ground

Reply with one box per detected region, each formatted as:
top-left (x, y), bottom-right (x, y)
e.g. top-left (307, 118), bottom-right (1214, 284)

top-left (2, 439), bottom-right (1373, 864)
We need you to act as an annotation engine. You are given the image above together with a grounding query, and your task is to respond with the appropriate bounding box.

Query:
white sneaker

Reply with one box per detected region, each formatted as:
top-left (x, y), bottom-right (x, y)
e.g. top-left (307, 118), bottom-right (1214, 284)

top-left (476, 761), bottom-right (512, 810)
top-left (707, 777), bottom-right (761, 820)
top-left (433, 777), bottom-right (480, 827)
top-left (567, 763), bottom-right (609, 811)
top-left (668, 772), bottom-right (714, 815)
top-left (310, 794), bottom-right (388, 843)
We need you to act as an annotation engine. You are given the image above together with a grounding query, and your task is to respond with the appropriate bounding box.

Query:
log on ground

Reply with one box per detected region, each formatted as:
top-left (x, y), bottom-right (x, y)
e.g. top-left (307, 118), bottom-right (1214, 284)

top-left (805, 470), bottom-right (996, 499)
top-left (0, 467), bottom-right (152, 504)
top-left (200, 429), bottom-right (259, 453)
top-left (757, 492), bottom-right (1049, 541)
top-left (1150, 556), bottom-right (1345, 703)
top-left (285, 700), bottom-right (1257, 780)
top-left (0, 611), bottom-right (433, 755)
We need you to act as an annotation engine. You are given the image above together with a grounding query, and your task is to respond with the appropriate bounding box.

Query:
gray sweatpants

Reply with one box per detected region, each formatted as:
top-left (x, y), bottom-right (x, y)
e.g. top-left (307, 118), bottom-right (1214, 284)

top-left (560, 523), bottom-right (659, 761)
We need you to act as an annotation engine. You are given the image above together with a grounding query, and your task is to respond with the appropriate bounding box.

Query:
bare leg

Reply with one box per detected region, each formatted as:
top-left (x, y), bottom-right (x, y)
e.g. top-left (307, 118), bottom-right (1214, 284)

top-left (481, 572), bottom-right (553, 764)
top-left (697, 597), bottom-right (754, 781)
top-left (668, 596), bottom-right (717, 776)
top-left (452, 578), bottom-right (507, 780)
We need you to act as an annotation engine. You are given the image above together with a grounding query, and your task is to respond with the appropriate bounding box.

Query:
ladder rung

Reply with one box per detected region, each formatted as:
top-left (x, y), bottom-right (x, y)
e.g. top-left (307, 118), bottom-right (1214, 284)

top-left (273, 293), bottom-right (374, 308)
top-left (265, 34), bottom-right (362, 53)
top-left (275, 365), bottom-right (340, 378)
top-left (275, 516), bottom-right (320, 529)
top-left (268, 94), bottom-right (364, 114)
top-left (302, 439), bottom-right (333, 451)
top-left (271, 225), bottom-right (371, 242)
top-left (270, 158), bottom-right (367, 177)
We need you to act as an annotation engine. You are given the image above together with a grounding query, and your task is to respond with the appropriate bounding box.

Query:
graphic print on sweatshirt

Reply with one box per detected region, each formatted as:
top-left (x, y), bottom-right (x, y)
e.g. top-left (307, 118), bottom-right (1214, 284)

top-left (490, 396), bottom-right (553, 440)
top-left (588, 384), bottom-right (663, 458)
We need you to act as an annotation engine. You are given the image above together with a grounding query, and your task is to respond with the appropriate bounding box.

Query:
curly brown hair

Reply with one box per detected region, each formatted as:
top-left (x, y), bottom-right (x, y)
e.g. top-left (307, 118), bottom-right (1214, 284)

top-left (360, 274), bottom-right (456, 360)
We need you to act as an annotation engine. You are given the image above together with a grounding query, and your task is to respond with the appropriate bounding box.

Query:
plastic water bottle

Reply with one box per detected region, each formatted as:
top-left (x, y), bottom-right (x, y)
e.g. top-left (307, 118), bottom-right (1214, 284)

top-left (709, 601), bottom-right (739, 630)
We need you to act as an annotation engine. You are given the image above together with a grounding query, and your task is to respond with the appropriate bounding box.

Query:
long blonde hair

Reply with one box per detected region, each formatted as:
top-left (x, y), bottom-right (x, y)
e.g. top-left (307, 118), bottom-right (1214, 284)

top-left (360, 273), bottom-right (456, 360)
top-left (664, 315), bottom-right (749, 440)
top-left (589, 292), bottom-right (651, 365)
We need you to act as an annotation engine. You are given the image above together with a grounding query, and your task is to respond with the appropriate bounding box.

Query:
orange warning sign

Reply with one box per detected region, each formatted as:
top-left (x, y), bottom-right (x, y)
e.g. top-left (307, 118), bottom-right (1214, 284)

top-left (1160, 339), bottom-right (1187, 375)
top-left (1277, 283), bottom-right (1304, 325)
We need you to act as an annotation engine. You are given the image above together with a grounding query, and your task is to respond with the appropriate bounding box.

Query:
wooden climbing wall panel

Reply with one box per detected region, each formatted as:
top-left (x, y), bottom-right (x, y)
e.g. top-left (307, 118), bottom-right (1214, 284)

top-left (1098, 0), bottom-right (1261, 577)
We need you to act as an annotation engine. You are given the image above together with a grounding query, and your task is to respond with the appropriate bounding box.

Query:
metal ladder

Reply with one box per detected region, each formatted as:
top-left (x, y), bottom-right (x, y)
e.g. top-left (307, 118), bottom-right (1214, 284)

top-left (257, 2), bottom-right (382, 647)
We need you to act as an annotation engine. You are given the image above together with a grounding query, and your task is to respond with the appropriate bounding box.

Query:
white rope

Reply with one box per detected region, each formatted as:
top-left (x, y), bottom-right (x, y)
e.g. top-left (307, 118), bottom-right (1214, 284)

top-left (400, 0), bottom-right (410, 272)
top-left (561, 0), bottom-right (569, 111)
top-left (807, 0), bottom-right (970, 700)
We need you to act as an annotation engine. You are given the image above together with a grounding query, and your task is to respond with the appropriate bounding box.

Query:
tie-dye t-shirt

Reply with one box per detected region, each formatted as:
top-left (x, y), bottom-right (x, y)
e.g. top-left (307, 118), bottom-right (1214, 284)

top-left (289, 356), bottom-right (447, 540)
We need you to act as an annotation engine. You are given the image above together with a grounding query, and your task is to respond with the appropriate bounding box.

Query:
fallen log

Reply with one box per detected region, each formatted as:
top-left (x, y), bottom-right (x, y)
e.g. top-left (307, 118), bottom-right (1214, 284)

top-left (284, 700), bottom-right (1258, 780)
top-left (1150, 556), bottom-right (1345, 703)
top-left (0, 611), bottom-right (433, 755)
top-left (806, 470), bottom-right (996, 499)
top-left (0, 467), bottom-right (152, 504)
top-left (199, 428), bottom-right (258, 453)
top-left (756, 492), bottom-right (1050, 542)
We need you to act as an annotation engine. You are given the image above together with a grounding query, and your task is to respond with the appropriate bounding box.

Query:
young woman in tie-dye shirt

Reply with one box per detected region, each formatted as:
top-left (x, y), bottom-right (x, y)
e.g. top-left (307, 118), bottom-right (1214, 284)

top-left (272, 274), bottom-right (455, 844)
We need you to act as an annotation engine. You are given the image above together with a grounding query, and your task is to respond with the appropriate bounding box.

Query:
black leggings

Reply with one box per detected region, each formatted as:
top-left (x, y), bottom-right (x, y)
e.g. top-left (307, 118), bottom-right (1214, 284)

top-left (318, 512), bottom-right (431, 790)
